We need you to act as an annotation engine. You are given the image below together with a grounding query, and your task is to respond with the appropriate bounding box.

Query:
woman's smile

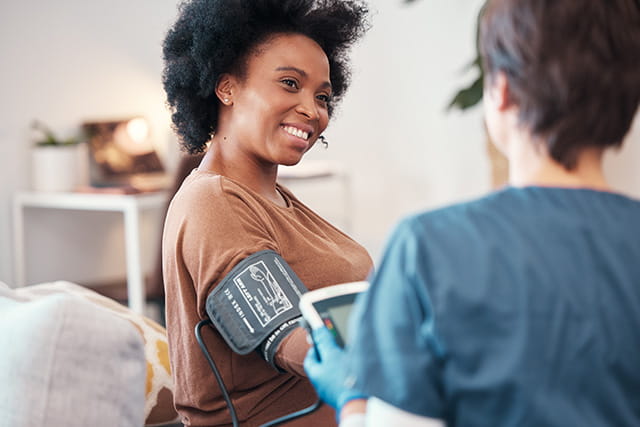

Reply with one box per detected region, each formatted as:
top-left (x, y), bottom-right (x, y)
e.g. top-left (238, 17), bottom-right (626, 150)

top-left (281, 123), bottom-right (314, 151)
top-left (282, 125), bottom-right (311, 141)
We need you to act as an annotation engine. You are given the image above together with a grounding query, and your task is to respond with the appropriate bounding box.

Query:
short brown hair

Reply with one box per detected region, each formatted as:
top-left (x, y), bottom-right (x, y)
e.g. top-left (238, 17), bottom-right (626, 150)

top-left (480, 0), bottom-right (640, 169)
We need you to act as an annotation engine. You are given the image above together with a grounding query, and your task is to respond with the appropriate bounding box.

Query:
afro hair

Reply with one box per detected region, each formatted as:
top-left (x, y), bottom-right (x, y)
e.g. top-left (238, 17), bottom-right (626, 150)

top-left (162, 0), bottom-right (370, 154)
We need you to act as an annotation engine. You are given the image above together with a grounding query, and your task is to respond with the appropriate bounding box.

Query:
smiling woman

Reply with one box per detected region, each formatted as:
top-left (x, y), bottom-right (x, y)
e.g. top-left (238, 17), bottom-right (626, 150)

top-left (212, 33), bottom-right (332, 178)
top-left (160, 1), bottom-right (372, 426)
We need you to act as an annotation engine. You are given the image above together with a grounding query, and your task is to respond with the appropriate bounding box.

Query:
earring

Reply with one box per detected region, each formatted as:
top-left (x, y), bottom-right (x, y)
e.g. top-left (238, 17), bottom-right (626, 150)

top-left (318, 135), bottom-right (328, 148)
top-left (223, 98), bottom-right (230, 104)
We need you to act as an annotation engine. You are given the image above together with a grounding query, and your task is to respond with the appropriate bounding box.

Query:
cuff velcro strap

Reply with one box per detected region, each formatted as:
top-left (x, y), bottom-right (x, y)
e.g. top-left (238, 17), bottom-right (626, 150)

top-left (205, 250), bottom-right (307, 355)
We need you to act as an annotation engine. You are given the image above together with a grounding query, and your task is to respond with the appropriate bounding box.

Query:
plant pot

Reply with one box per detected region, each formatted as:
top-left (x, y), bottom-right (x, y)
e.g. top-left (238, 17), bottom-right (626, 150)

top-left (31, 144), bottom-right (87, 192)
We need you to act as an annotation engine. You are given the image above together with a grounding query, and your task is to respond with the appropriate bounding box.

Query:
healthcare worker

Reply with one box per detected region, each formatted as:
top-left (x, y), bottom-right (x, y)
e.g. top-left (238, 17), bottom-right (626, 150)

top-left (305, 0), bottom-right (640, 426)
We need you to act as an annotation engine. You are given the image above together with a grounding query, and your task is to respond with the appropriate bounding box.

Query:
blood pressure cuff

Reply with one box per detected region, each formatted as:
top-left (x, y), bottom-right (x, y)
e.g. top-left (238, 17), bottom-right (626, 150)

top-left (205, 250), bottom-right (308, 369)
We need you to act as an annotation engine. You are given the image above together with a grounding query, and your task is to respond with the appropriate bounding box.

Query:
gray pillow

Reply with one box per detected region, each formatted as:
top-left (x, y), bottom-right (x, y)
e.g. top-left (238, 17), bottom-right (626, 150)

top-left (0, 286), bottom-right (146, 427)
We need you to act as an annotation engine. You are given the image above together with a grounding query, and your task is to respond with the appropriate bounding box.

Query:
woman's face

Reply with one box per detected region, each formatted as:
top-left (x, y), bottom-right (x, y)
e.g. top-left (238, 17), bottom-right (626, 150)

top-left (222, 33), bottom-right (332, 167)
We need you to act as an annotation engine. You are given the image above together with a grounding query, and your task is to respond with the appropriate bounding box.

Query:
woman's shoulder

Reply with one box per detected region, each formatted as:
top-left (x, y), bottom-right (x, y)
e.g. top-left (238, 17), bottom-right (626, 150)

top-left (167, 171), bottom-right (277, 245)
top-left (399, 186), bottom-right (640, 245)
top-left (167, 172), bottom-right (266, 234)
top-left (173, 171), bottom-right (262, 210)
top-left (386, 189), bottom-right (523, 250)
top-left (398, 191), bottom-right (505, 230)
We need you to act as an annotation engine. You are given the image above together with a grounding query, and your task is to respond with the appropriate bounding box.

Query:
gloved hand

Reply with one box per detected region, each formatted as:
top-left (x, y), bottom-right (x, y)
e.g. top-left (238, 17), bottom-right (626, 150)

top-left (303, 327), bottom-right (367, 411)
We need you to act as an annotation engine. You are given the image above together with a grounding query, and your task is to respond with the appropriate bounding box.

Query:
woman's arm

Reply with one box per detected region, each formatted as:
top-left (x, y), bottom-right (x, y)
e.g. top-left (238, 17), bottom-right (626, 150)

top-left (273, 327), bottom-right (310, 377)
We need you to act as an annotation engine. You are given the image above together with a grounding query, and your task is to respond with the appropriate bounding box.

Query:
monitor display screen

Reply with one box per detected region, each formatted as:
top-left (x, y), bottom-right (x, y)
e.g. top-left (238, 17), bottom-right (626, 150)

top-left (312, 294), bottom-right (359, 348)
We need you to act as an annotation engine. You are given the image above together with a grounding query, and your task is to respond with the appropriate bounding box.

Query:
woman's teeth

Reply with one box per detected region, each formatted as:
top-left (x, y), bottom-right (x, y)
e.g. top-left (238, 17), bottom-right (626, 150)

top-left (283, 126), bottom-right (309, 141)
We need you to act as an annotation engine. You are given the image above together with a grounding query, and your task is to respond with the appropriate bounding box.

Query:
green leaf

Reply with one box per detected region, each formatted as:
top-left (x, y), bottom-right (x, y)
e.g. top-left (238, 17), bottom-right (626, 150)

top-left (447, 75), bottom-right (483, 111)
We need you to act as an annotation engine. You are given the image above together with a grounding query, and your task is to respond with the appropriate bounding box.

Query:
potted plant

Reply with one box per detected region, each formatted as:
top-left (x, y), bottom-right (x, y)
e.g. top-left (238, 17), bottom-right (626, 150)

top-left (31, 120), bottom-right (86, 192)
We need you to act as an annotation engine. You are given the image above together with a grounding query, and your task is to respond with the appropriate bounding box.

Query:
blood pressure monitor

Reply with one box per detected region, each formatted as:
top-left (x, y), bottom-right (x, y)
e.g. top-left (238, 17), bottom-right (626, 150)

top-left (299, 281), bottom-right (369, 348)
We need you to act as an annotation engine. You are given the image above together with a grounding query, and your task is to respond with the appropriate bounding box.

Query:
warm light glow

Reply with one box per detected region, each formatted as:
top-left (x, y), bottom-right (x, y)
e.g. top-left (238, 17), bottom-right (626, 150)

top-left (126, 117), bottom-right (149, 144)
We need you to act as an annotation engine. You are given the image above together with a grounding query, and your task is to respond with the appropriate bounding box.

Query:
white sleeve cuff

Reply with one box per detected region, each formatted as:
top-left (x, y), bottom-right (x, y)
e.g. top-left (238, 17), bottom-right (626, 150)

top-left (365, 398), bottom-right (446, 426)
top-left (339, 413), bottom-right (366, 427)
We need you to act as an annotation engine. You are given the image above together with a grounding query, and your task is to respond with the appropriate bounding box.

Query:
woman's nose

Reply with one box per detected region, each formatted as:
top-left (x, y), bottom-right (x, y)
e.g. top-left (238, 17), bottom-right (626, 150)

top-left (295, 94), bottom-right (319, 120)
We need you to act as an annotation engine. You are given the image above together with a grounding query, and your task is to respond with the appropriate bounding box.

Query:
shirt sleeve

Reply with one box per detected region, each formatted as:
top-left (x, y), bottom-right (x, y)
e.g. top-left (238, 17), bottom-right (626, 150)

top-left (175, 177), bottom-right (278, 318)
top-left (172, 176), bottom-right (315, 374)
top-left (346, 217), bottom-right (447, 418)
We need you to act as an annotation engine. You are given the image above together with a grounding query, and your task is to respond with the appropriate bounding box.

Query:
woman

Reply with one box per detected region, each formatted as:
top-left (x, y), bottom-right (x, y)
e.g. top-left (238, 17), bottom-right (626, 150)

top-left (161, 0), bottom-right (372, 426)
top-left (305, 0), bottom-right (640, 426)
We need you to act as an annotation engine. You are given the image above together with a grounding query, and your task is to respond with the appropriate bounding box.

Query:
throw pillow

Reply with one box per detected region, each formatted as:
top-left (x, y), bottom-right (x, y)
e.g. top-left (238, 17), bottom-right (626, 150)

top-left (10, 281), bottom-right (179, 426)
top-left (0, 284), bottom-right (146, 427)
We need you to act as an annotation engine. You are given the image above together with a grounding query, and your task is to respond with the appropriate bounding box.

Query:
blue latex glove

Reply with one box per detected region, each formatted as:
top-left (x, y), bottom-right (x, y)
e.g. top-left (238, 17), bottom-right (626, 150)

top-left (304, 327), bottom-right (367, 411)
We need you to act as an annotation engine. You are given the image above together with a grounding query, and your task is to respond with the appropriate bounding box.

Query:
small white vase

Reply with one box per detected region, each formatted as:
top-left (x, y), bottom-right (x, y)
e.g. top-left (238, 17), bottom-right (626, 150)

top-left (31, 144), bottom-right (87, 192)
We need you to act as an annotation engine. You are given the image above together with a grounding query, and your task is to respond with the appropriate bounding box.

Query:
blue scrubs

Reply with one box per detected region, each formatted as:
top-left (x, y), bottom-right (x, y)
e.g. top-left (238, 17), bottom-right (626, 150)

top-left (347, 187), bottom-right (640, 426)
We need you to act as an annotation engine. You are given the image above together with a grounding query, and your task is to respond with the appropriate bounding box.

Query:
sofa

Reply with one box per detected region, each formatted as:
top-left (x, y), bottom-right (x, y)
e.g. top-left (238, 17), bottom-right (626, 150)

top-left (0, 281), bottom-right (179, 427)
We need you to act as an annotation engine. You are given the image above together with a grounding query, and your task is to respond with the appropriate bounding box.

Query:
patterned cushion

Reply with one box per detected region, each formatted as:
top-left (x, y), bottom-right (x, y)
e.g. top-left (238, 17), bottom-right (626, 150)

top-left (6, 281), bottom-right (179, 426)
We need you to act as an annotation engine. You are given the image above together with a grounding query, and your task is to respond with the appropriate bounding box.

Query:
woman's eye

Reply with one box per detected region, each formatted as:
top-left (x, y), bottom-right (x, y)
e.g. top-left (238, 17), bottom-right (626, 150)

top-left (281, 79), bottom-right (298, 89)
top-left (316, 94), bottom-right (331, 104)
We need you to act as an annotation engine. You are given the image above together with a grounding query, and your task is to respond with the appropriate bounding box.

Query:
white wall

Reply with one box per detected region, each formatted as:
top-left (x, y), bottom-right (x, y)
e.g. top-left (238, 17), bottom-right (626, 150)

top-left (311, 0), bottom-right (491, 256)
top-left (0, 0), bottom-right (178, 285)
top-left (1, 0), bottom-right (638, 285)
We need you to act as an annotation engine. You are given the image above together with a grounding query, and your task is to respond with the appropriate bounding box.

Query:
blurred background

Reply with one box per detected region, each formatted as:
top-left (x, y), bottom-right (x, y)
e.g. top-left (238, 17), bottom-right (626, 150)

top-left (1, 0), bottom-right (638, 296)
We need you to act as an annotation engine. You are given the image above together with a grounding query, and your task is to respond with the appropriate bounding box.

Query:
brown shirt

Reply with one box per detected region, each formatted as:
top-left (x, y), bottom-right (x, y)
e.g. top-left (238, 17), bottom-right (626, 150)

top-left (162, 171), bottom-right (373, 426)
